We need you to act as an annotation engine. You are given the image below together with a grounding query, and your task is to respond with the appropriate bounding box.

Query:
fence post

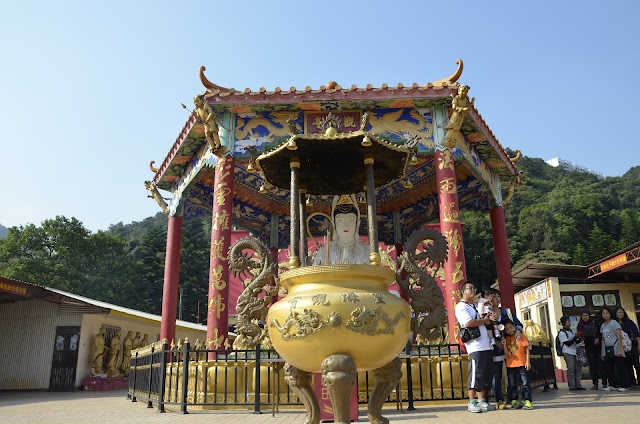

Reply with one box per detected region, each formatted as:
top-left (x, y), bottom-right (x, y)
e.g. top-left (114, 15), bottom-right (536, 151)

top-left (131, 351), bottom-right (138, 402)
top-left (157, 342), bottom-right (168, 413)
top-left (180, 341), bottom-right (191, 414)
top-left (253, 344), bottom-right (262, 414)
top-left (147, 345), bottom-right (155, 408)
top-left (404, 342), bottom-right (415, 411)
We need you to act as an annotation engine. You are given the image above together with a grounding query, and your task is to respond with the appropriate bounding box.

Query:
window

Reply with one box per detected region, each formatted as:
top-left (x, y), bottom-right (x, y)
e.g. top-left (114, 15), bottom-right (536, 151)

top-left (538, 304), bottom-right (552, 343)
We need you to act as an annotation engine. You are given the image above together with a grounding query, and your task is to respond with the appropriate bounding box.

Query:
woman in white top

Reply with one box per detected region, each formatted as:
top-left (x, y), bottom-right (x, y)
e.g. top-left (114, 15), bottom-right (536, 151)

top-left (558, 316), bottom-right (584, 390)
top-left (600, 307), bottom-right (627, 391)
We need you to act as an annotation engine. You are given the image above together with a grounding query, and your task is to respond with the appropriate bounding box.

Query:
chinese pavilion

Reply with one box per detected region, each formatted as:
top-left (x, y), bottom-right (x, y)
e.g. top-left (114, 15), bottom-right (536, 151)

top-left (148, 60), bottom-right (521, 348)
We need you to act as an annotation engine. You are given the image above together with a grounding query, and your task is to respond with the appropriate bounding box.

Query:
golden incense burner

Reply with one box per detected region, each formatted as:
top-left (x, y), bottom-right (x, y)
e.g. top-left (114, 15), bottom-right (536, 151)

top-left (268, 264), bottom-right (410, 373)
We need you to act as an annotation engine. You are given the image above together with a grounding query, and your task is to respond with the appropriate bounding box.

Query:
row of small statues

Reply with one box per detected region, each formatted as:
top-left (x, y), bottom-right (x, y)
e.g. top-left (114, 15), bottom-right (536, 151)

top-left (90, 327), bottom-right (150, 377)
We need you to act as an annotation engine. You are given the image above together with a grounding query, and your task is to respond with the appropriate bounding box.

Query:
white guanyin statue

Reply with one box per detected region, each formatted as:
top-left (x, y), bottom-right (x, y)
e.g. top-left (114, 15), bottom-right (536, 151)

top-left (313, 194), bottom-right (370, 265)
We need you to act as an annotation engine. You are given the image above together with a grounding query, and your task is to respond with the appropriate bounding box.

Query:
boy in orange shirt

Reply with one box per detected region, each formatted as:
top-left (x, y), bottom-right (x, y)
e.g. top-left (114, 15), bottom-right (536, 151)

top-left (503, 319), bottom-right (533, 410)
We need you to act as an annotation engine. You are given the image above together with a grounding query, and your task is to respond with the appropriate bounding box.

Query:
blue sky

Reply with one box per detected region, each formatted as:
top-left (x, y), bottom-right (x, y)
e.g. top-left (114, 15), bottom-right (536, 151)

top-left (1, 1), bottom-right (638, 232)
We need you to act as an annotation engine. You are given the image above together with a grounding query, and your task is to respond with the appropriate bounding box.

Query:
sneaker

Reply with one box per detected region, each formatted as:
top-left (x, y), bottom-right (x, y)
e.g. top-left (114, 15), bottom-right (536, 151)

top-left (603, 386), bottom-right (613, 391)
top-left (497, 401), bottom-right (506, 410)
top-left (511, 400), bottom-right (523, 409)
top-left (577, 387), bottom-right (586, 390)
top-left (591, 385), bottom-right (599, 390)
top-left (468, 400), bottom-right (482, 413)
top-left (618, 387), bottom-right (627, 392)
top-left (480, 400), bottom-right (496, 411)
top-left (522, 400), bottom-right (533, 410)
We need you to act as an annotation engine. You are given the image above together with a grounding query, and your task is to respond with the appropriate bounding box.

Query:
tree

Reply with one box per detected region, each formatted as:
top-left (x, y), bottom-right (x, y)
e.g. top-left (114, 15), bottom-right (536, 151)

top-left (178, 218), bottom-right (210, 323)
top-left (587, 225), bottom-right (615, 264)
top-left (461, 210), bottom-right (496, 285)
top-left (619, 209), bottom-right (639, 247)
top-left (512, 250), bottom-right (571, 271)
top-left (572, 244), bottom-right (589, 265)
top-left (132, 225), bottom-right (167, 315)
top-left (0, 217), bottom-right (89, 291)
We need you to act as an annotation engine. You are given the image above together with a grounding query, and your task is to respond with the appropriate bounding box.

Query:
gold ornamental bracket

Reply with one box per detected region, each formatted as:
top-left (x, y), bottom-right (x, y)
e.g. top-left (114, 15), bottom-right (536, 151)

top-left (199, 66), bottom-right (235, 93)
top-left (256, 130), bottom-right (411, 195)
top-left (428, 59), bottom-right (464, 87)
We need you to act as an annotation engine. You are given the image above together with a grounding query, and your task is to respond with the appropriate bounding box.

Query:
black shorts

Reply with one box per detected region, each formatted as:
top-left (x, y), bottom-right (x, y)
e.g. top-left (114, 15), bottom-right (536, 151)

top-left (468, 350), bottom-right (493, 391)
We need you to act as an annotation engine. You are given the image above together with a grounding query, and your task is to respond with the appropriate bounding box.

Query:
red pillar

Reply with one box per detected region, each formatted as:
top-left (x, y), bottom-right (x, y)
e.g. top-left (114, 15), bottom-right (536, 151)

top-left (490, 205), bottom-right (516, 311)
top-left (434, 148), bottom-right (467, 343)
top-left (160, 215), bottom-right (183, 343)
top-left (207, 156), bottom-right (235, 352)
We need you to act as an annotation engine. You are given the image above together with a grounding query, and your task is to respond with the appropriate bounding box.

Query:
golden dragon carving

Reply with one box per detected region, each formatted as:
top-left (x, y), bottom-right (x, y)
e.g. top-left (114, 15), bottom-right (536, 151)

top-left (368, 109), bottom-right (434, 141)
top-left (235, 111), bottom-right (301, 141)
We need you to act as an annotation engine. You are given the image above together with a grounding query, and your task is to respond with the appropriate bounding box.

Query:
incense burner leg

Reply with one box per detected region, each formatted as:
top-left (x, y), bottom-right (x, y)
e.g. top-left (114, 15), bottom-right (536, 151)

top-left (284, 363), bottom-right (319, 424)
top-left (368, 357), bottom-right (402, 424)
top-left (321, 354), bottom-right (357, 424)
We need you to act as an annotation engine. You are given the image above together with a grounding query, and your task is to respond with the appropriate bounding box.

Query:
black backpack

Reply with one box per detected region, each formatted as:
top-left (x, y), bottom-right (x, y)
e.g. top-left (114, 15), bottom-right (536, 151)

top-left (555, 329), bottom-right (567, 356)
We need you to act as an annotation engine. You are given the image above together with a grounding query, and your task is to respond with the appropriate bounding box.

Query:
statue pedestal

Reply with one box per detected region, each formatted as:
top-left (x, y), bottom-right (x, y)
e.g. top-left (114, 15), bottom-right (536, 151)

top-left (82, 376), bottom-right (128, 391)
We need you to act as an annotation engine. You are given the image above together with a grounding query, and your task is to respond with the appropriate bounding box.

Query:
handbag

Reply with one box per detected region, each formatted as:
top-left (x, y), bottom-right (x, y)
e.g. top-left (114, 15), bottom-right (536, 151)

top-left (459, 326), bottom-right (482, 343)
top-left (458, 301), bottom-right (482, 343)
top-left (605, 346), bottom-right (615, 358)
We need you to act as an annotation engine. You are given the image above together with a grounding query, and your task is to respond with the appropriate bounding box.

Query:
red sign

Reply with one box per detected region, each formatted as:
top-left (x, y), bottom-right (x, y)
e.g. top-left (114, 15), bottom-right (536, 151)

top-left (600, 253), bottom-right (628, 272)
top-left (0, 281), bottom-right (27, 296)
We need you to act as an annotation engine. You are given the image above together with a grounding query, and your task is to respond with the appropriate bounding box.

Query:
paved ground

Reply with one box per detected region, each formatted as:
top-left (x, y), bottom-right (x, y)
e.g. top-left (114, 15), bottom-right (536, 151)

top-left (1, 383), bottom-right (639, 423)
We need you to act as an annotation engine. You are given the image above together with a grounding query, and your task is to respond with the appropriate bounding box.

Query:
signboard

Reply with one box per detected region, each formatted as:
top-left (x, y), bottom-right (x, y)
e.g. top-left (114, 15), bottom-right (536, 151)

top-left (561, 290), bottom-right (620, 316)
top-left (516, 279), bottom-right (550, 309)
top-left (0, 281), bottom-right (28, 296)
top-left (600, 253), bottom-right (628, 272)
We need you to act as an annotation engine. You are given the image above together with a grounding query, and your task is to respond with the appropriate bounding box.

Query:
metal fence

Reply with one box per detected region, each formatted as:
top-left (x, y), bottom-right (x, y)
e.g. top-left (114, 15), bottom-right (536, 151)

top-left (127, 342), bottom-right (556, 414)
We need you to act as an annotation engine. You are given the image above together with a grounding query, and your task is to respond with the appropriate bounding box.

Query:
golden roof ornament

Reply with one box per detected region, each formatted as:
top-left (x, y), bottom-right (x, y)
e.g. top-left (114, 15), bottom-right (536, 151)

top-left (429, 59), bottom-right (464, 87)
top-left (199, 65), bottom-right (234, 93)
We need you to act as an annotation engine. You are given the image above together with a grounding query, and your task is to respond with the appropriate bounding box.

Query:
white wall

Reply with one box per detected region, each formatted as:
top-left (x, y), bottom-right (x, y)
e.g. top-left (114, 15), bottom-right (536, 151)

top-left (0, 298), bottom-right (207, 390)
top-left (0, 299), bottom-right (82, 390)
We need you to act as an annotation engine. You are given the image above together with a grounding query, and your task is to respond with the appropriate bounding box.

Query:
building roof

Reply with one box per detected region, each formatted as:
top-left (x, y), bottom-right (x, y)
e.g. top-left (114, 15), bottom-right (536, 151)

top-left (0, 276), bottom-right (207, 332)
top-left (511, 241), bottom-right (640, 291)
top-left (152, 61), bottom-right (518, 191)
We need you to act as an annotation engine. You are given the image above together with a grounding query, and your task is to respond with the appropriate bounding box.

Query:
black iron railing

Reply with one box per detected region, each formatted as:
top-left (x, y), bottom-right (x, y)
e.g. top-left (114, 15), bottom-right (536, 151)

top-left (127, 342), bottom-right (557, 414)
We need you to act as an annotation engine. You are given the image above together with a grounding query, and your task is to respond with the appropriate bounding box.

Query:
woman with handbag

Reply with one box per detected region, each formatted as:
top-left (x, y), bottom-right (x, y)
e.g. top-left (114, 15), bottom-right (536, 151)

top-left (600, 307), bottom-right (628, 391)
top-left (614, 307), bottom-right (640, 387)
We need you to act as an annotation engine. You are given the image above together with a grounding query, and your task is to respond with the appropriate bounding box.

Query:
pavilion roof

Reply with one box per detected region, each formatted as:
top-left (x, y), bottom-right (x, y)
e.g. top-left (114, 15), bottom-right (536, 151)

top-left (148, 61), bottom-right (521, 247)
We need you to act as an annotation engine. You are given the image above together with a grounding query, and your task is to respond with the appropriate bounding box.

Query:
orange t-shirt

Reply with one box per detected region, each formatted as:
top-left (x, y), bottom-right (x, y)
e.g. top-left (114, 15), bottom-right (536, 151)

top-left (505, 334), bottom-right (530, 368)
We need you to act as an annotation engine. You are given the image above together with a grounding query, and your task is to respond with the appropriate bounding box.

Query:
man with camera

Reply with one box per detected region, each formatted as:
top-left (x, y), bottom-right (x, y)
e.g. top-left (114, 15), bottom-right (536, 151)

top-left (455, 281), bottom-right (498, 413)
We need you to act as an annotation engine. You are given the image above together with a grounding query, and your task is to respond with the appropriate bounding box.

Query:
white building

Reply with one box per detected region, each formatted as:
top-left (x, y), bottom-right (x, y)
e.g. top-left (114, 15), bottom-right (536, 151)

top-left (546, 157), bottom-right (606, 179)
top-left (0, 276), bottom-right (207, 391)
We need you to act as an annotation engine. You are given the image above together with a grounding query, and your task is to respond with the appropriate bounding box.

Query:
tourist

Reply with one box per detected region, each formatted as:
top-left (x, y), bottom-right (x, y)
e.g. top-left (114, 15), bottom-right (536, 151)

top-left (577, 311), bottom-right (603, 390)
top-left (477, 287), bottom-right (501, 345)
top-left (490, 288), bottom-right (524, 410)
top-left (600, 307), bottom-right (628, 391)
top-left (455, 281), bottom-right (497, 413)
top-left (503, 319), bottom-right (533, 410)
top-left (558, 316), bottom-right (585, 390)
top-left (614, 307), bottom-right (640, 386)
